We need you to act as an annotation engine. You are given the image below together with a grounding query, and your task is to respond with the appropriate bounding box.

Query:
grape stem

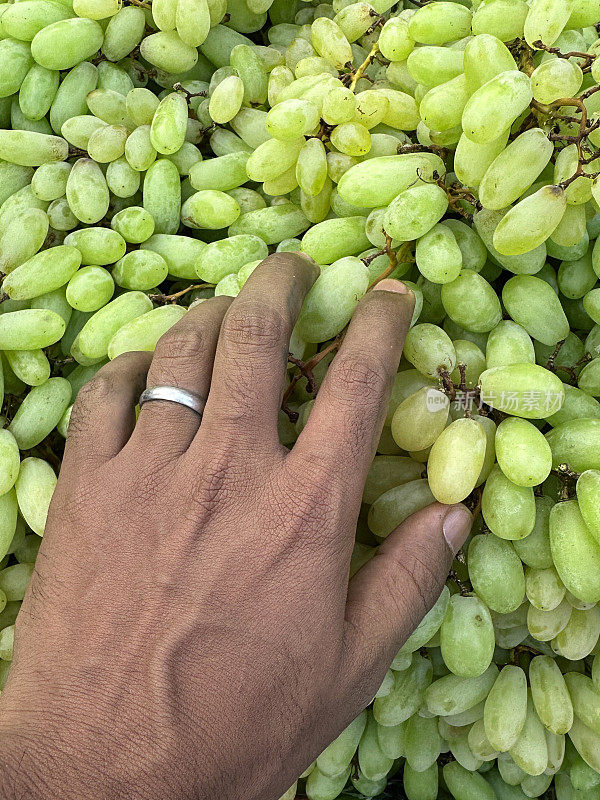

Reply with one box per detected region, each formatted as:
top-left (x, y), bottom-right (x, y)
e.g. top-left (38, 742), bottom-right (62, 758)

top-left (348, 42), bottom-right (380, 92)
top-left (545, 340), bottom-right (592, 384)
top-left (173, 82), bottom-right (208, 102)
top-left (532, 40), bottom-right (596, 71)
top-left (149, 283), bottom-right (212, 304)
top-left (552, 463), bottom-right (581, 500)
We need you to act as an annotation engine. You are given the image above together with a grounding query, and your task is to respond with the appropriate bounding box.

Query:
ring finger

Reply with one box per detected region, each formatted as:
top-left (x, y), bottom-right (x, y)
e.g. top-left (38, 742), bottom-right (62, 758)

top-left (128, 295), bottom-right (233, 459)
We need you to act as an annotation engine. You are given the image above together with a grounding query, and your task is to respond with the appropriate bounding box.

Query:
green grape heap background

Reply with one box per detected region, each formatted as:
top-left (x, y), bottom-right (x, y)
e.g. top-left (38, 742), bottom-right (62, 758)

top-left (5, 0), bottom-right (600, 795)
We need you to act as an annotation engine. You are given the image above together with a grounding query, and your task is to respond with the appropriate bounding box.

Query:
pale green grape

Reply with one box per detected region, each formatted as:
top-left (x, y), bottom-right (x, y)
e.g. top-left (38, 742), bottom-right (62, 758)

top-left (14, 456), bottom-right (56, 536)
top-left (484, 666), bottom-right (528, 752)
top-left (4, 349), bottom-right (51, 387)
top-left (469, 535), bottom-right (525, 614)
top-left (428, 418), bottom-right (487, 505)
top-left (391, 387), bottom-right (449, 452)
top-left (493, 187), bottom-right (567, 257)
top-left (549, 499), bottom-right (600, 604)
top-left (440, 594), bottom-right (495, 678)
top-left (495, 418), bottom-right (552, 487)
top-left (337, 153), bottom-right (444, 208)
top-left (479, 364), bottom-right (565, 419)
top-left (443, 761), bottom-right (497, 800)
top-left (2, 246), bottom-right (81, 301)
top-left (441, 270), bottom-right (502, 333)
top-left (482, 465), bottom-right (536, 540)
top-left (368, 478), bottom-right (435, 539)
top-left (479, 129), bottom-right (553, 211)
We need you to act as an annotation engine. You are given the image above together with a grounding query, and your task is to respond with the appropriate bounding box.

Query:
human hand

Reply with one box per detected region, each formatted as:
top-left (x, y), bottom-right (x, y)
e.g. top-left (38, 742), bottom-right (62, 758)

top-left (0, 253), bottom-right (472, 800)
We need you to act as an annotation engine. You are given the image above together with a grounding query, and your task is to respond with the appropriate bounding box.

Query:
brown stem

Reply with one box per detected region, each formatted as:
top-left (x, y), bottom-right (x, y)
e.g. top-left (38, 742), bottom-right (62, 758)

top-left (281, 336), bottom-right (344, 420)
top-left (532, 40), bottom-right (596, 71)
top-left (149, 283), bottom-right (212, 303)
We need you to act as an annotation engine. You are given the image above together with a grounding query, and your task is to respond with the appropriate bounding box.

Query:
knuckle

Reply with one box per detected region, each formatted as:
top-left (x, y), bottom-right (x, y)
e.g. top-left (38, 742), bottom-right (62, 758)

top-left (328, 353), bottom-right (390, 407)
top-left (221, 303), bottom-right (288, 354)
top-left (69, 374), bottom-right (114, 428)
top-left (150, 328), bottom-right (208, 380)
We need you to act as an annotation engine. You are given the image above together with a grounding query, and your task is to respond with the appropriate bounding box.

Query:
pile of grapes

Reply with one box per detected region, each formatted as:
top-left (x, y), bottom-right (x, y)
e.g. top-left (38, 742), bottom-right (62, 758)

top-left (3, 0), bottom-right (600, 795)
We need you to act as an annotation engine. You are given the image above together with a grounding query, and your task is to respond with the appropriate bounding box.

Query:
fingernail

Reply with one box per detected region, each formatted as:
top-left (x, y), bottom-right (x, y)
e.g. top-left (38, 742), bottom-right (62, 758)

top-left (373, 279), bottom-right (411, 295)
top-left (442, 504), bottom-right (472, 555)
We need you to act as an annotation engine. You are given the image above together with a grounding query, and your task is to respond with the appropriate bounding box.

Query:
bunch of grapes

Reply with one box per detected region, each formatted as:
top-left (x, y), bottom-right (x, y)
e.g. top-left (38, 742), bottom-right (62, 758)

top-left (2, 0), bottom-right (600, 796)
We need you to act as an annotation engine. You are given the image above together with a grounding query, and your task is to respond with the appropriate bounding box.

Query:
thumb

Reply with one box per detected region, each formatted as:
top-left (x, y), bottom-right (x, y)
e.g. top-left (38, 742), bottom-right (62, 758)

top-left (343, 502), bottom-right (472, 684)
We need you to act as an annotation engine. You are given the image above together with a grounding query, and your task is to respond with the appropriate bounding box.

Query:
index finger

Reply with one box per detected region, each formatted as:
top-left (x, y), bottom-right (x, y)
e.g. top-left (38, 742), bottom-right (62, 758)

top-left (288, 280), bottom-right (415, 498)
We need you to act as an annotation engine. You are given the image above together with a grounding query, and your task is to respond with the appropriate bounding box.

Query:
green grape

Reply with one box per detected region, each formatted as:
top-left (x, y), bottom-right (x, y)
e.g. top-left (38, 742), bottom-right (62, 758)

top-left (568, 717), bottom-right (600, 774)
top-left (2, 246), bottom-right (81, 301)
top-left (482, 465), bottom-right (536, 540)
top-left (391, 387), bottom-right (449, 452)
top-left (462, 71), bottom-right (532, 144)
top-left (495, 418), bottom-right (552, 487)
top-left (428, 418), bottom-right (487, 504)
top-left (440, 594), bottom-right (495, 678)
top-left (5, 349), bottom-right (51, 387)
top-left (141, 234), bottom-right (206, 280)
top-left (0, 491), bottom-right (17, 562)
top-left (468, 535), bottom-right (525, 614)
top-left (373, 654), bottom-right (432, 726)
top-left (528, 598), bottom-right (572, 642)
top-left (404, 714), bottom-right (440, 772)
top-left (111, 250), bottom-right (168, 291)
top-left (72, 291), bottom-right (153, 364)
top-left (483, 665), bottom-right (528, 752)
top-left (564, 672), bottom-right (600, 736)
top-left (0, 429), bottom-right (19, 499)
top-left (478, 129), bottom-right (553, 211)
top-left (0, 563), bottom-right (34, 602)
top-left (295, 256), bottom-right (368, 341)
top-left (376, 720), bottom-right (405, 759)
top-left (367, 477), bottom-right (435, 539)
top-left (575, 470), bottom-right (600, 544)
top-left (513, 496), bottom-right (554, 569)
top-left (546, 384), bottom-right (600, 427)
top-left (87, 125), bottom-right (129, 164)
top-left (64, 227), bottom-right (127, 266)
top-left (440, 219), bottom-right (487, 272)
top-left (102, 6), bottom-right (146, 62)
top-left (463, 33), bottom-right (517, 93)
top-left (301, 216), bottom-right (369, 263)
top-left (479, 364), bottom-right (565, 419)
top-left (552, 605), bottom-right (600, 660)
top-left (305, 765), bottom-right (351, 800)
top-left (66, 158), bottom-right (110, 225)
top-left (358, 711), bottom-right (393, 780)
top-left (125, 126), bottom-right (157, 172)
top-left (407, 46), bottom-right (463, 87)
top-left (474, 207), bottom-right (546, 276)
top-left (493, 186), bottom-right (567, 256)
top-left (509, 692), bottom-right (548, 777)
top-left (441, 270), bottom-right (502, 333)
top-left (140, 30), bottom-right (199, 74)
top-left (0, 130), bottom-right (68, 168)
top-left (403, 762), bottom-right (437, 800)
top-left (485, 321), bottom-right (535, 369)
top-left (31, 18), bottom-right (104, 71)
top-left (531, 58), bottom-right (583, 105)
top-left (111, 207), bottom-right (155, 244)
top-left (419, 74), bottom-right (469, 133)
top-left (549, 499), bottom-right (600, 604)
top-left (408, 1), bottom-right (472, 45)
top-left (107, 304), bottom-right (185, 359)
top-left (14, 456), bottom-right (57, 536)
top-left (403, 323), bottom-right (456, 378)
top-left (143, 159), bottom-right (181, 235)
top-left (443, 760), bottom-right (497, 800)
top-left (0, 207), bottom-right (49, 275)
top-left (524, 0), bottom-right (574, 48)
top-left (527, 655), bottom-right (573, 737)
top-left (8, 377), bottom-right (71, 450)
top-left (415, 223), bottom-right (462, 284)
top-left (384, 182), bottom-right (448, 241)
top-left (317, 713), bottom-right (367, 776)
top-left (0, 309), bottom-right (65, 350)
top-left (337, 153), bottom-right (444, 209)
top-left (426, 668), bottom-right (500, 718)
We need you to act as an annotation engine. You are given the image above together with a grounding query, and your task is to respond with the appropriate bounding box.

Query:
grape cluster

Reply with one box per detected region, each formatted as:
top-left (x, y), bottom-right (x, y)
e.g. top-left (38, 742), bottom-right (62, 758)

top-left (1, 0), bottom-right (600, 796)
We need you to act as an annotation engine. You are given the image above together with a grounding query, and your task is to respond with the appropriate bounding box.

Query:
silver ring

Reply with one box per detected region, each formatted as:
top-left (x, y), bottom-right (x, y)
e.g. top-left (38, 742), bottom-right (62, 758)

top-left (139, 386), bottom-right (206, 417)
